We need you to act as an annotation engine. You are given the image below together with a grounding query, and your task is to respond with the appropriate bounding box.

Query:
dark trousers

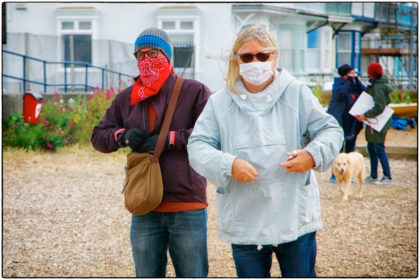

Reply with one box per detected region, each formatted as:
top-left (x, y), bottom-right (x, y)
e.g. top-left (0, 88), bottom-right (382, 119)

top-left (367, 142), bottom-right (392, 179)
top-left (231, 232), bottom-right (317, 278)
top-left (344, 139), bottom-right (356, 153)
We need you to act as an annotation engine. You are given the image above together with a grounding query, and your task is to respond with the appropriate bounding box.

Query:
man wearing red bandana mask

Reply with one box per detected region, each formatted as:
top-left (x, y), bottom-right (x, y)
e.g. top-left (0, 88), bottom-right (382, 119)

top-left (91, 27), bottom-right (210, 277)
top-left (131, 48), bottom-right (173, 106)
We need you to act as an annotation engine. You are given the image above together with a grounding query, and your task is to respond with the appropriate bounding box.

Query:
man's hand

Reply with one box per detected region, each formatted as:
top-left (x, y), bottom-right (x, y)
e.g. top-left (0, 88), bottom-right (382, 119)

top-left (140, 134), bottom-right (169, 153)
top-left (118, 128), bottom-right (147, 151)
top-left (231, 158), bottom-right (258, 183)
top-left (278, 149), bottom-right (315, 173)
top-left (355, 114), bottom-right (367, 122)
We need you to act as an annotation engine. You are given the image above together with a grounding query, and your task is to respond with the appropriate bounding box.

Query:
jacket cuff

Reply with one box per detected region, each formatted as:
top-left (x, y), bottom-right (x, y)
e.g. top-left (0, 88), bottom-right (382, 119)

top-left (304, 146), bottom-right (320, 170)
top-left (223, 153), bottom-right (237, 177)
top-left (114, 128), bottom-right (126, 143)
top-left (168, 131), bottom-right (176, 150)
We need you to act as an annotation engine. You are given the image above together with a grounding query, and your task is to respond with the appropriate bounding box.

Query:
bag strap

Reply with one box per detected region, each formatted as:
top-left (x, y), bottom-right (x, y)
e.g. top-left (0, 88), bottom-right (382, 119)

top-left (151, 76), bottom-right (184, 163)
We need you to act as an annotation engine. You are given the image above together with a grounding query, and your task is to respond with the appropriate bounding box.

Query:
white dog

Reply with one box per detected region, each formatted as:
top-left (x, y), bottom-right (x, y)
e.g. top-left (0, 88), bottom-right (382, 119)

top-left (332, 152), bottom-right (365, 201)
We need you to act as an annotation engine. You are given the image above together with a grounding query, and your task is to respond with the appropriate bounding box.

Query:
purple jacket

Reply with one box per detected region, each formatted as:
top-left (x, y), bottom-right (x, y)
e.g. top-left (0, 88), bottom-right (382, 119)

top-left (91, 73), bottom-right (210, 204)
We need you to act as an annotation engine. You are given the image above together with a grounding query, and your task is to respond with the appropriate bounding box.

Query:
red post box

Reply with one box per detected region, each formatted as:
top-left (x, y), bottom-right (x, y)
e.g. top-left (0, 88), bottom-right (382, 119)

top-left (23, 91), bottom-right (44, 123)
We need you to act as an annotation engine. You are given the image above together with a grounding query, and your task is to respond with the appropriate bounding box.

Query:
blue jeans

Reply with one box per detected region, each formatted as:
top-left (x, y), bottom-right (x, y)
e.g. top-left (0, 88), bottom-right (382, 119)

top-left (130, 209), bottom-right (208, 277)
top-left (231, 232), bottom-right (317, 278)
top-left (367, 142), bottom-right (391, 179)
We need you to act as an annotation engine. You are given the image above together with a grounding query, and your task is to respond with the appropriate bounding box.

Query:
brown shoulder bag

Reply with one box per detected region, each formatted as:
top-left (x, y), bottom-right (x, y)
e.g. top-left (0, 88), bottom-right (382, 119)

top-left (122, 77), bottom-right (184, 215)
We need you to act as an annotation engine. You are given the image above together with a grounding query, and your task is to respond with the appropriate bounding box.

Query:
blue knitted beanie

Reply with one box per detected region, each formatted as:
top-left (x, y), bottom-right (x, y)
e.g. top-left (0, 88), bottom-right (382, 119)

top-left (134, 27), bottom-right (172, 59)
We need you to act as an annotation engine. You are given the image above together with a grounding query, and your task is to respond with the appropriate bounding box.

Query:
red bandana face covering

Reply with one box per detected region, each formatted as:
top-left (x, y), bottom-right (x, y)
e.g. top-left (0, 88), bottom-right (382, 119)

top-left (130, 56), bottom-right (173, 106)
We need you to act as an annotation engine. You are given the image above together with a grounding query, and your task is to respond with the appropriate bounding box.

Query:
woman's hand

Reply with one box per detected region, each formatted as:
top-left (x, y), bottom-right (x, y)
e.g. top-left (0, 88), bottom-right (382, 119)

top-left (231, 158), bottom-right (258, 183)
top-left (278, 149), bottom-right (315, 173)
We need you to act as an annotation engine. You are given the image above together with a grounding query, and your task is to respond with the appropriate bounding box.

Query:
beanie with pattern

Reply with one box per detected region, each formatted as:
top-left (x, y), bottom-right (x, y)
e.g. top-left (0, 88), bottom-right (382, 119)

top-left (134, 27), bottom-right (172, 60)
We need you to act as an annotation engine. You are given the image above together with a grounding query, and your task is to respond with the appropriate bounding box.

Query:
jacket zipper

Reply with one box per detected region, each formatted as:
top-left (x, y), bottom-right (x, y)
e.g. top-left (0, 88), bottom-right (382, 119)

top-left (142, 102), bottom-right (147, 134)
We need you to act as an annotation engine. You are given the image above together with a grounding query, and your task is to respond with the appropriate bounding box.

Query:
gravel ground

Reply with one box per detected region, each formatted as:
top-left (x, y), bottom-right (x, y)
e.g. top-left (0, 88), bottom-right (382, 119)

top-left (2, 128), bottom-right (418, 277)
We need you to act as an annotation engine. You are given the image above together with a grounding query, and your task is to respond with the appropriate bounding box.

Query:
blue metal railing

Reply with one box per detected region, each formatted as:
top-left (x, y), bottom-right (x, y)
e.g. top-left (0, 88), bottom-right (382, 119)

top-left (2, 50), bottom-right (133, 93)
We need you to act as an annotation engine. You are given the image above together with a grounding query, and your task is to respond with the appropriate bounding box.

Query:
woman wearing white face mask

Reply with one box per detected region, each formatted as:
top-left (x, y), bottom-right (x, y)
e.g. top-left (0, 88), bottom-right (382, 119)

top-left (188, 26), bottom-right (343, 277)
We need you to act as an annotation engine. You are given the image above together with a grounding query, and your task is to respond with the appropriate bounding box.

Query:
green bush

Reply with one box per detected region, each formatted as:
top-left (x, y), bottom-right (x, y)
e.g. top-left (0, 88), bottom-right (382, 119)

top-left (2, 113), bottom-right (44, 150)
top-left (312, 86), bottom-right (417, 107)
top-left (3, 85), bottom-right (123, 151)
top-left (72, 86), bottom-right (118, 144)
top-left (3, 93), bottom-right (79, 151)
top-left (390, 89), bottom-right (418, 104)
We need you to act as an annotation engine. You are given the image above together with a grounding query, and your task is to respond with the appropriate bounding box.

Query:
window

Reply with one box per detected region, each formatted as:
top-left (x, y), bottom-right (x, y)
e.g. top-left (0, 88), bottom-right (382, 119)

top-left (351, 3), bottom-right (375, 19)
top-left (59, 20), bottom-right (92, 65)
top-left (162, 21), bottom-right (176, 30)
top-left (337, 32), bottom-right (352, 68)
top-left (62, 22), bottom-right (74, 30)
top-left (157, 10), bottom-right (200, 79)
top-left (63, 34), bottom-right (92, 64)
top-left (307, 27), bottom-right (332, 73)
top-left (307, 30), bottom-right (320, 71)
top-left (325, 2), bottom-right (351, 15)
top-left (173, 43), bottom-right (194, 68)
top-left (278, 29), bottom-right (294, 71)
top-left (157, 6), bottom-right (201, 79)
top-left (79, 21), bottom-right (91, 30)
top-left (168, 31), bottom-right (195, 76)
top-left (180, 21), bottom-right (193, 30)
top-left (336, 31), bottom-right (361, 73)
top-left (56, 7), bottom-right (98, 67)
top-left (277, 25), bottom-right (306, 74)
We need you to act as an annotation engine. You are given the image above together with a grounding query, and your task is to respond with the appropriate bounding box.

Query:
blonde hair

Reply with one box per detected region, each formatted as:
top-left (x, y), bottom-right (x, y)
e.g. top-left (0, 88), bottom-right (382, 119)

top-left (225, 25), bottom-right (279, 94)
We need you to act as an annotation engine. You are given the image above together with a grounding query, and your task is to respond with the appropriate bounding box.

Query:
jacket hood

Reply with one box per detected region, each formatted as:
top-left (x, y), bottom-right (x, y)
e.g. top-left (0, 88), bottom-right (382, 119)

top-left (227, 69), bottom-right (296, 112)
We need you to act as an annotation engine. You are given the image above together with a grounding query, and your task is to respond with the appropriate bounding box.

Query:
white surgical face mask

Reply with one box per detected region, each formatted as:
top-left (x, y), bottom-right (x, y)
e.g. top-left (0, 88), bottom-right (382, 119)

top-left (239, 61), bottom-right (273, 86)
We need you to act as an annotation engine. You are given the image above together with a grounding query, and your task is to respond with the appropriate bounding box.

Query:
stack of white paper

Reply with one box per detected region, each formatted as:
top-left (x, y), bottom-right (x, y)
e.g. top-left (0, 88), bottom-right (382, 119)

top-left (348, 92), bottom-right (394, 132)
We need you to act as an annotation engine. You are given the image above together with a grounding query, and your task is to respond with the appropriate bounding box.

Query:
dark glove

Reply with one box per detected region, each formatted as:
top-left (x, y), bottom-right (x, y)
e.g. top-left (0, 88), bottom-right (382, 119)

top-left (117, 128), bottom-right (147, 151)
top-left (140, 134), bottom-right (169, 153)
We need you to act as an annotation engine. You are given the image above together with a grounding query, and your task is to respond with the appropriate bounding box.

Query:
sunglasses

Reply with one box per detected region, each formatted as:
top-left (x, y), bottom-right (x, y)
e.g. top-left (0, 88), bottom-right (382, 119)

top-left (135, 49), bottom-right (159, 60)
top-left (238, 52), bottom-right (271, 63)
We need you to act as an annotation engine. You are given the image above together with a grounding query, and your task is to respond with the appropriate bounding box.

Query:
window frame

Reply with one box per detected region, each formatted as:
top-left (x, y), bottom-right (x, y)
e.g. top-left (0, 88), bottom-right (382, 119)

top-left (306, 27), bottom-right (332, 74)
top-left (157, 13), bottom-right (201, 78)
top-left (61, 33), bottom-right (93, 65)
top-left (351, 2), bottom-right (375, 20)
top-left (336, 30), bottom-right (362, 74)
top-left (277, 24), bottom-right (306, 75)
top-left (55, 7), bottom-right (98, 72)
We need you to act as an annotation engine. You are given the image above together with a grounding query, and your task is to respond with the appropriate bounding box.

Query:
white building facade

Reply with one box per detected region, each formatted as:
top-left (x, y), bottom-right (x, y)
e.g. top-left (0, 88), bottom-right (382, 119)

top-left (4, 2), bottom-right (415, 93)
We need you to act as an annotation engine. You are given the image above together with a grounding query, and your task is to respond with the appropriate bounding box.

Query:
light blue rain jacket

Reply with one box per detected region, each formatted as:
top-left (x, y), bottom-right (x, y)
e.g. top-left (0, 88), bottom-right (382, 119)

top-left (188, 69), bottom-right (344, 245)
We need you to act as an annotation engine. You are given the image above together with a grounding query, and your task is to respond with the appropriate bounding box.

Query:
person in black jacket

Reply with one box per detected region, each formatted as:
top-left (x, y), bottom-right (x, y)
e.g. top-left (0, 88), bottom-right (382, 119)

top-left (327, 64), bottom-right (365, 181)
